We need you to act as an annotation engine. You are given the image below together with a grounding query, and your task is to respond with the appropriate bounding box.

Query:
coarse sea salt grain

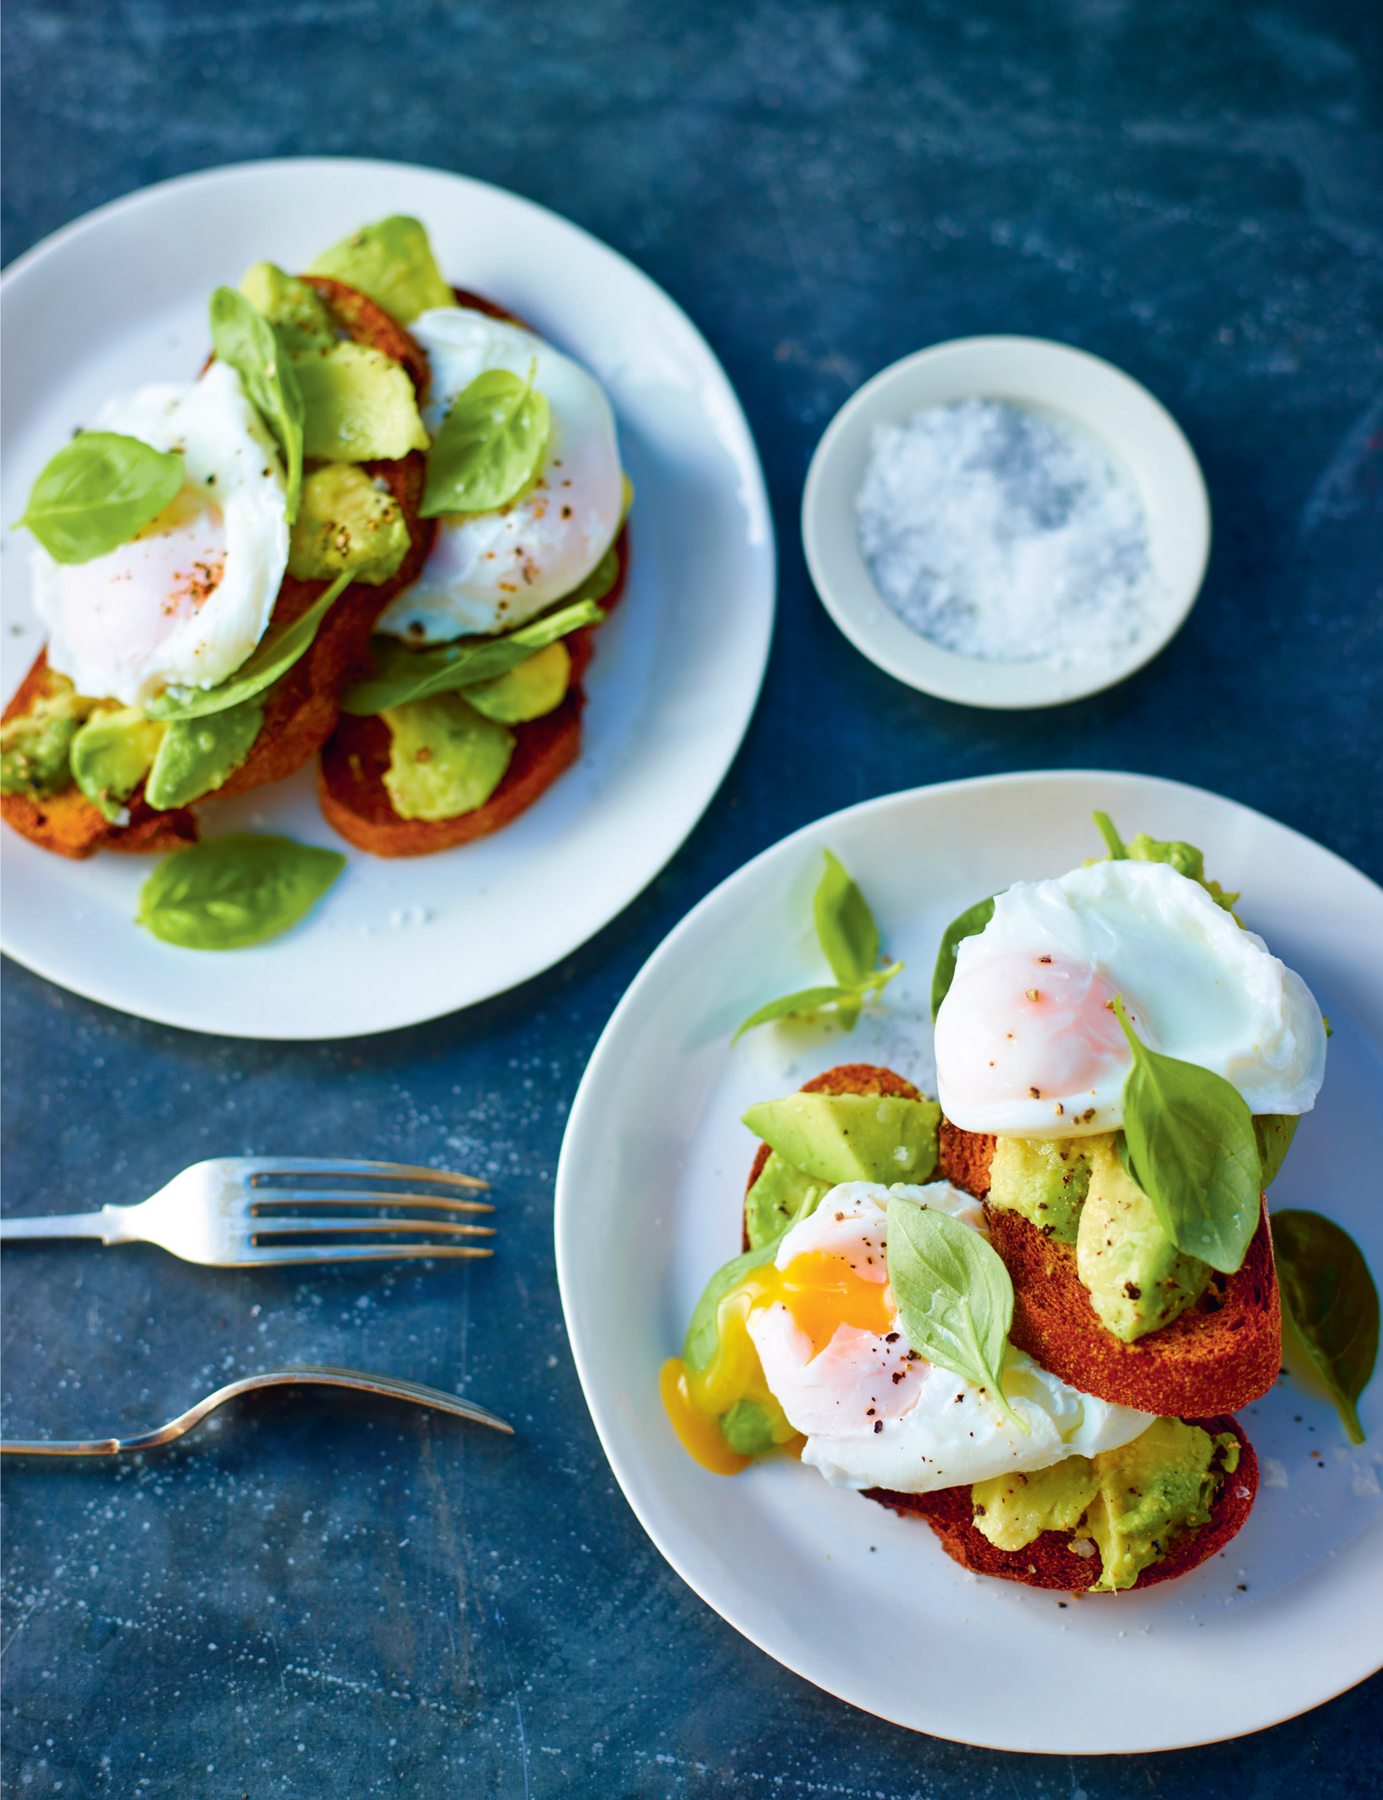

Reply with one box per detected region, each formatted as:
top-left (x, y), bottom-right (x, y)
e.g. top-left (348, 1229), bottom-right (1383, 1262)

top-left (856, 399), bottom-right (1153, 667)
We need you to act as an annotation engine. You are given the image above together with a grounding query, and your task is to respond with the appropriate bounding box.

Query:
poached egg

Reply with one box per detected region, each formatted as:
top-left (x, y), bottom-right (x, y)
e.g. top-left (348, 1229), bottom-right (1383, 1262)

top-left (32, 361), bottom-right (289, 708)
top-left (374, 305), bottom-right (623, 641)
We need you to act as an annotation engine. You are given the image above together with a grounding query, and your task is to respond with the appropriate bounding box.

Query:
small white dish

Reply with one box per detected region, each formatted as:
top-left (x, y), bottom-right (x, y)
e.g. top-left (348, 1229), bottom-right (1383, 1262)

top-left (801, 336), bottom-right (1210, 709)
top-left (0, 158), bottom-right (775, 1039)
top-left (555, 769), bottom-right (1383, 1750)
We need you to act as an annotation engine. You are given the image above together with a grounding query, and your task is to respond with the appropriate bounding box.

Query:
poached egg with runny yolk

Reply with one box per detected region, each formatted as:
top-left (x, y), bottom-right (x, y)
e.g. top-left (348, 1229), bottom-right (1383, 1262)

top-left (374, 306), bottom-right (623, 642)
top-left (934, 858), bottom-right (1327, 1139)
top-left (32, 361), bottom-right (289, 709)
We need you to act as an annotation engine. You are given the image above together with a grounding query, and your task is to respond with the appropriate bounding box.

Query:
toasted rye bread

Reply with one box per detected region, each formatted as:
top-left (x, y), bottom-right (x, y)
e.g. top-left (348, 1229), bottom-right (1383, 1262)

top-left (864, 1413), bottom-right (1258, 1592)
top-left (938, 1120), bottom-right (1282, 1416)
top-left (2, 280), bottom-right (432, 859)
top-left (742, 1062), bottom-right (922, 1253)
top-left (316, 524), bottom-right (629, 857)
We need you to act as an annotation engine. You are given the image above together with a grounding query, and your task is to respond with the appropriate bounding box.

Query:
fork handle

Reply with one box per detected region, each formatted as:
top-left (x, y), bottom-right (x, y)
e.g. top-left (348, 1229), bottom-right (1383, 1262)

top-left (0, 1208), bottom-right (124, 1243)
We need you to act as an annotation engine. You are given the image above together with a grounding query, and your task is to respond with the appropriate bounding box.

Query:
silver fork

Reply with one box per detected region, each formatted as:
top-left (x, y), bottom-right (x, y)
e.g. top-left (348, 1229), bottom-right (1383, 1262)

top-left (0, 1158), bottom-right (494, 1267)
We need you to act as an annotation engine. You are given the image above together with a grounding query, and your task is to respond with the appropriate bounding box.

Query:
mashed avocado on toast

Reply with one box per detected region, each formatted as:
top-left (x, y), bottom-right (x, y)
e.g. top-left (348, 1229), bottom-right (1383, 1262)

top-left (971, 1415), bottom-right (1240, 1590)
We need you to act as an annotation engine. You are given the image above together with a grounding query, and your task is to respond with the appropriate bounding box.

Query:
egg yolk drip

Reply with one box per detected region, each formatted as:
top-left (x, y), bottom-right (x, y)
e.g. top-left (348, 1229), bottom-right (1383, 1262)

top-left (661, 1250), bottom-right (896, 1475)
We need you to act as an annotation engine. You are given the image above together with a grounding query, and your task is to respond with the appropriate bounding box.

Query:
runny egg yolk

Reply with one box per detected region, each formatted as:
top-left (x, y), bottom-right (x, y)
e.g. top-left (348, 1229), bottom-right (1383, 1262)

top-left (661, 1251), bottom-right (895, 1475)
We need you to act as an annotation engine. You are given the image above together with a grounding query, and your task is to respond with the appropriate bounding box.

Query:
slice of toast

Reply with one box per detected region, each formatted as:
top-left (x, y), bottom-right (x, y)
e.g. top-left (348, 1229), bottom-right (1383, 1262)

top-left (742, 1062), bottom-right (922, 1252)
top-left (864, 1413), bottom-right (1258, 1592)
top-left (2, 280), bottom-right (432, 859)
top-left (316, 525), bottom-right (629, 857)
top-left (939, 1120), bottom-right (1282, 1416)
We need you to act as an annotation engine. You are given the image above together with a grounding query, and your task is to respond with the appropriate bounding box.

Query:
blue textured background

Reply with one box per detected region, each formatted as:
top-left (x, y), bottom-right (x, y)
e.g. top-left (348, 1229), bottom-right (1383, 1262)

top-left (3, 2), bottom-right (1381, 1794)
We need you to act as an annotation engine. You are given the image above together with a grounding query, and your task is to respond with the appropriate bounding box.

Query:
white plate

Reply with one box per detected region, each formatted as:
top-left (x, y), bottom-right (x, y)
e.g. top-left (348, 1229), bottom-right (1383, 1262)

top-left (556, 770), bottom-right (1383, 1752)
top-left (801, 337), bottom-right (1210, 708)
top-left (0, 159), bottom-right (774, 1039)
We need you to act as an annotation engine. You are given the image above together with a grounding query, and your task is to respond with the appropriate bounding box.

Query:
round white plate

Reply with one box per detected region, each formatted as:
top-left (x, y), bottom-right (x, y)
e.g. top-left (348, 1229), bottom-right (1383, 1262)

top-left (801, 337), bottom-right (1210, 709)
top-left (556, 770), bottom-right (1383, 1752)
top-left (0, 159), bottom-right (775, 1038)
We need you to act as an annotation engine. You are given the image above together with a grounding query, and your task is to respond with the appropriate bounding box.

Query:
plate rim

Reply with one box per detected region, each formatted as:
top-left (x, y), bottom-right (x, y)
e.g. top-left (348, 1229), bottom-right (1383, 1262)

top-left (0, 156), bottom-right (777, 1038)
top-left (555, 766), bottom-right (1383, 1751)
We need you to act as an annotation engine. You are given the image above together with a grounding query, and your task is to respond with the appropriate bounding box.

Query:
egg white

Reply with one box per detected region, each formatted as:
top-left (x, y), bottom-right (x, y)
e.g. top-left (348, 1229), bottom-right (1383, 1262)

top-left (747, 1182), bottom-right (1152, 1493)
top-left (374, 305), bottom-right (623, 641)
top-left (934, 858), bottom-right (1327, 1138)
top-left (32, 361), bottom-right (289, 709)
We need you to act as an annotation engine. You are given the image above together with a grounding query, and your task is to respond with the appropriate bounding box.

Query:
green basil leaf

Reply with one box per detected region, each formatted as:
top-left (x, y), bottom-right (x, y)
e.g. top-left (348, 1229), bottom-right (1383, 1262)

top-left (137, 834), bottom-right (345, 950)
top-left (143, 697), bottom-right (265, 809)
top-left (813, 849), bottom-right (878, 987)
top-left (1112, 996), bottom-right (1261, 1273)
top-left (19, 432), bottom-right (185, 565)
top-left (1092, 810), bottom-right (1127, 859)
top-left (208, 285), bottom-right (304, 523)
top-left (732, 986), bottom-right (862, 1044)
top-left (1274, 1209), bottom-right (1378, 1445)
top-left (421, 364), bottom-right (550, 517)
top-left (146, 570), bottom-right (351, 721)
top-left (683, 1187), bottom-right (823, 1376)
top-left (339, 596), bottom-right (603, 716)
top-left (930, 895), bottom-right (996, 1021)
top-left (884, 1197), bottom-right (1027, 1433)
top-left (1254, 1114), bottom-right (1299, 1189)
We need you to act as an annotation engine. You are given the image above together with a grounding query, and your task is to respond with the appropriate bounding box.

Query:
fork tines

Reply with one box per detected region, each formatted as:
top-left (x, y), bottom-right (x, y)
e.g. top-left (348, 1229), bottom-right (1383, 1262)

top-left (246, 1161), bottom-right (494, 1258)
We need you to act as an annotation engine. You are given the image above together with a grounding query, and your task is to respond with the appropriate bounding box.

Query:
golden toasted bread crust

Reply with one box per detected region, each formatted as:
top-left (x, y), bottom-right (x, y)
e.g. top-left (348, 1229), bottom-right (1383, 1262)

top-left (316, 526), bottom-right (629, 857)
top-left (864, 1414), bottom-right (1258, 1592)
top-left (3, 280), bottom-right (432, 858)
top-left (939, 1119), bottom-right (1282, 1414)
top-left (742, 1062), bottom-right (923, 1252)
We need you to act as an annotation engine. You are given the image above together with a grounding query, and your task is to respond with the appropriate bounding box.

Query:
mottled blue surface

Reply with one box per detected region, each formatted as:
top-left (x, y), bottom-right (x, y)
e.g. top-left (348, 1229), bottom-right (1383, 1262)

top-left (3, 2), bottom-right (1382, 1795)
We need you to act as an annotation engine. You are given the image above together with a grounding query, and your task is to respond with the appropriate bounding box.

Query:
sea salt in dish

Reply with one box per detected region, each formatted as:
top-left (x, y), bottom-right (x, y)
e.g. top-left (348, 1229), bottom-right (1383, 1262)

top-left (856, 399), bottom-right (1153, 667)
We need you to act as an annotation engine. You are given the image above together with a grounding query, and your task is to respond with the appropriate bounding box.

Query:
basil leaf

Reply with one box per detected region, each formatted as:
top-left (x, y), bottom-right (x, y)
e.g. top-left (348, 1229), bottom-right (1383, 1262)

top-left (683, 1188), bottom-right (823, 1376)
top-left (340, 597), bottom-right (603, 716)
top-left (137, 834), bottom-right (345, 950)
top-left (1092, 810), bottom-right (1127, 859)
top-left (930, 895), bottom-right (996, 1021)
top-left (1112, 996), bottom-right (1261, 1273)
top-left (1274, 1209), bottom-right (1378, 1445)
top-left (208, 285), bottom-right (304, 522)
top-left (421, 364), bottom-right (550, 517)
top-left (20, 432), bottom-right (184, 565)
top-left (146, 570), bottom-right (350, 721)
top-left (143, 697), bottom-right (265, 810)
top-left (1254, 1114), bottom-right (1299, 1189)
top-left (885, 1197), bottom-right (1027, 1433)
top-left (814, 849), bottom-right (878, 987)
top-left (731, 986), bottom-right (863, 1044)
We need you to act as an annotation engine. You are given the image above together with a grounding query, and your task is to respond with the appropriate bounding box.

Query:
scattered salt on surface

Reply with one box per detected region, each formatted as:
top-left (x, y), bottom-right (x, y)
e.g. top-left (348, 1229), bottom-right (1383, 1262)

top-left (856, 399), bottom-right (1154, 667)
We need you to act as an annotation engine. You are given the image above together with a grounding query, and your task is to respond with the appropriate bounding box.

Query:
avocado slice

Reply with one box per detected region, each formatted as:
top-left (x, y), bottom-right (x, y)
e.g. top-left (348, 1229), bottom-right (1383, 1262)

top-left (744, 1153), bottom-right (828, 1252)
top-left (380, 694), bottom-right (514, 821)
top-left (987, 1133), bottom-right (1102, 1246)
top-left (288, 464), bottom-right (412, 585)
top-left (70, 706), bottom-right (165, 820)
top-left (305, 217), bottom-right (453, 326)
top-left (740, 1093), bottom-right (941, 1189)
top-left (294, 342), bottom-right (428, 463)
top-left (1076, 1137), bottom-right (1211, 1341)
top-left (463, 641), bottom-right (571, 724)
top-left (0, 678), bottom-right (93, 797)
top-left (239, 262), bottom-right (336, 355)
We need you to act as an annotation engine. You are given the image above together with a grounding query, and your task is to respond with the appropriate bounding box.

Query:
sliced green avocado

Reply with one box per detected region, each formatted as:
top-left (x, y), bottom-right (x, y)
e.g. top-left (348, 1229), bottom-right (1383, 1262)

top-left (380, 694), bottom-right (514, 821)
top-left (144, 698), bottom-right (265, 810)
top-left (970, 1416), bottom-right (1238, 1590)
top-left (294, 342), bottom-right (428, 463)
top-left (463, 641), bottom-right (571, 724)
top-left (70, 706), bottom-right (165, 820)
top-left (305, 217), bottom-right (453, 326)
top-left (740, 1093), bottom-right (941, 1189)
top-left (0, 678), bottom-right (93, 797)
top-left (239, 262), bottom-right (337, 354)
top-left (987, 1133), bottom-right (1103, 1246)
top-left (288, 464), bottom-right (411, 585)
top-left (744, 1153), bottom-right (829, 1252)
top-left (1076, 1137), bottom-right (1211, 1341)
